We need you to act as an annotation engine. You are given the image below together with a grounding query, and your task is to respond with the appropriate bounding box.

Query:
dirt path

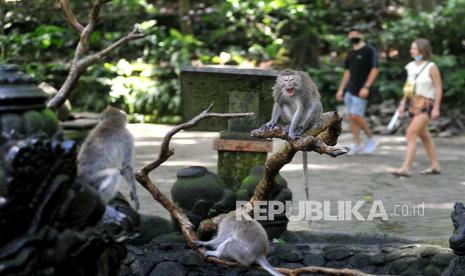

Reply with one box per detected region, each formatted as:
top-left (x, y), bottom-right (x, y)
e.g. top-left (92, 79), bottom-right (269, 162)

top-left (124, 124), bottom-right (465, 243)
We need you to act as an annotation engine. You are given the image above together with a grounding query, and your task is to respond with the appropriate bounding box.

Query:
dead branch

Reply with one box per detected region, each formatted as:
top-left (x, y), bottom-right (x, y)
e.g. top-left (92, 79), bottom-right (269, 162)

top-left (47, 0), bottom-right (147, 109)
top-left (140, 102), bottom-right (254, 175)
top-left (136, 106), bottom-right (364, 275)
top-left (59, 0), bottom-right (84, 33)
top-left (135, 102), bottom-right (254, 261)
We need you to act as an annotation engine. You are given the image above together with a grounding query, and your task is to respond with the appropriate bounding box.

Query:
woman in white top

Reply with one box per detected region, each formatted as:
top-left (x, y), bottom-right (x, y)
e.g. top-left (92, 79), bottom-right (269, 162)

top-left (389, 38), bottom-right (443, 177)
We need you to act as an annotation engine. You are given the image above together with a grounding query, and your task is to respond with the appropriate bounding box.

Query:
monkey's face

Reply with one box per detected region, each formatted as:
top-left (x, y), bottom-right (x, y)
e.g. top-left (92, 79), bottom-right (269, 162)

top-left (279, 74), bottom-right (301, 97)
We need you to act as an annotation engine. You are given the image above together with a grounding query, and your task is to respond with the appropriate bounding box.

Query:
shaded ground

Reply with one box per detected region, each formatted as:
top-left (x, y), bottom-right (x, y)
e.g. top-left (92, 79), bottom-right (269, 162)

top-left (123, 124), bottom-right (465, 243)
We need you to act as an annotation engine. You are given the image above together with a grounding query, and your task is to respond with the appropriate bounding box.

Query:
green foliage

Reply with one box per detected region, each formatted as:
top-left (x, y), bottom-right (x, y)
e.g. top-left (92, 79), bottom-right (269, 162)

top-left (2, 0), bottom-right (465, 120)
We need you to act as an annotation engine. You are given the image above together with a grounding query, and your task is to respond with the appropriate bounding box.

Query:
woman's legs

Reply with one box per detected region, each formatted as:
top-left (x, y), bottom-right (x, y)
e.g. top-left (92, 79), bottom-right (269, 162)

top-left (399, 113), bottom-right (430, 172)
top-left (418, 120), bottom-right (441, 170)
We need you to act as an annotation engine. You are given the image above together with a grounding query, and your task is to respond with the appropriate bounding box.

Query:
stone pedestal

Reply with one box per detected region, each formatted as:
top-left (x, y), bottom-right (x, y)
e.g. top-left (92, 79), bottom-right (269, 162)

top-left (181, 66), bottom-right (277, 188)
top-left (214, 138), bottom-right (271, 189)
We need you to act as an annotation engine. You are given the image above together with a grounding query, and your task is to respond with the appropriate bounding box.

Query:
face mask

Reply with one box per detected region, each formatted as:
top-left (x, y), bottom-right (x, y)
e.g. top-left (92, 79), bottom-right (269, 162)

top-left (414, 55), bottom-right (423, 62)
top-left (349, 37), bottom-right (361, 44)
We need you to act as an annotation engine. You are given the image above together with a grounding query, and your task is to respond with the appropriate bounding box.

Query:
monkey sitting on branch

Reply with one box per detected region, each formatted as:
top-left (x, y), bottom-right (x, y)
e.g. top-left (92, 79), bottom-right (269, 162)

top-left (262, 68), bottom-right (322, 140)
top-left (258, 69), bottom-right (324, 203)
top-left (77, 106), bottom-right (139, 221)
top-left (194, 209), bottom-right (284, 276)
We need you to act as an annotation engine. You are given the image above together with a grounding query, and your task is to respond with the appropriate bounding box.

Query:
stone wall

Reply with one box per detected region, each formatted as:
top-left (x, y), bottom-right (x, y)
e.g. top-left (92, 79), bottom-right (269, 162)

top-left (120, 230), bottom-right (454, 276)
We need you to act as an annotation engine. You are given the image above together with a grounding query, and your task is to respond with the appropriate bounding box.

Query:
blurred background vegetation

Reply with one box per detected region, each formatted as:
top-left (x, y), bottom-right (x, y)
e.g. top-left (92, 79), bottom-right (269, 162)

top-left (1, 0), bottom-right (464, 123)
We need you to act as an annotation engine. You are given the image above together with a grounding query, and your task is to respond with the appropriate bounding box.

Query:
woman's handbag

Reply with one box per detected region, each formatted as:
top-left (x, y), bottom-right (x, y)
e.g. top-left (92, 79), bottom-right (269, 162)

top-left (403, 61), bottom-right (431, 115)
top-left (403, 61), bottom-right (430, 98)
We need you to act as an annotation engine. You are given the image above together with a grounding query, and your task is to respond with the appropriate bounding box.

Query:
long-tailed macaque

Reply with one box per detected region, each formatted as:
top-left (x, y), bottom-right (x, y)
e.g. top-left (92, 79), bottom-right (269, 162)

top-left (194, 210), bottom-right (283, 276)
top-left (263, 68), bottom-right (322, 139)
top-left (262, 69), bottom-right (323, 206)
top-left (77, 106), bottom-right (139, 212)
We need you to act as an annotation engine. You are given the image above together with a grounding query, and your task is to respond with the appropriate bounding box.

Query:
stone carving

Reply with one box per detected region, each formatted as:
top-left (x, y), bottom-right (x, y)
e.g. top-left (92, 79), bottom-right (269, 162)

top-left (443, 202), bottom-right (465, 276)
top-left (0, 65), bottom-right (137, 275)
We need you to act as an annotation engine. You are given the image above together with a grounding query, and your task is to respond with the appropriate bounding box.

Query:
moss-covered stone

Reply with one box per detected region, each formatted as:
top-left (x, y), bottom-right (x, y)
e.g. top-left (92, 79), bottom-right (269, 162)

top-left (240, 175), bottom-right (261, 195)
top-left (171, 166), bottom-right (225, 210)
top-left (62, 129), bottom-right (92, 142)
top-left (217, 151), bottom-right (267, 189)
top-left (236, 189), bottom-right (250, 201)
top-left (41, 109), bottom-right (59, 136)
top-left (23, 110), bottom-right (45, 136)
top-left (236, 165), bottom-right (290, 200)
top-left (430, 252), bottom-right (454, 267)
top-left (423, 264), bottom-right (442, 276)
top-left (0, 113), bottom-right (25, 137)
top-left (180, 67), bottom-right (277, 131)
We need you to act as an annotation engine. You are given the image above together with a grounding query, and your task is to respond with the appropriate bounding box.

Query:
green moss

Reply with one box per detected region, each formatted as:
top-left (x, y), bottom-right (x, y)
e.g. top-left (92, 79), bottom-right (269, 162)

top-left (181, 72), bottom-right (275, 131)
top-left (23, 110), bottom-right (45, 136)
top-left (239, 175), bottom-right (260, 195)
top-left (41, 109), bottom-right (59, 136)
top-left (236, 189), bottom-right (250, 201)
top-left (275, 174), bottom-right (288, 188)
top-left (217, 151), bottom-right (267, 189)
top-left (171, 171), bottom-right (225, 210)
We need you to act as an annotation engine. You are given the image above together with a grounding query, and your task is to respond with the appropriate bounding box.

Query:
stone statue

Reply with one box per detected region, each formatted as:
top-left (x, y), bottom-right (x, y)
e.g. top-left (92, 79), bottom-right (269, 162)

top-left (0, 65), bottom-right (138, 275)
top-left (443, 202), bottom-right (465, 276)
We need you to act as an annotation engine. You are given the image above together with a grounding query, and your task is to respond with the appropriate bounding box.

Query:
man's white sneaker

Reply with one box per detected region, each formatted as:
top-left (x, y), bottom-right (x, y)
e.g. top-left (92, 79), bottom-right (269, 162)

top-left (347, 144), bottom-right (363, 156)
top-left (362, 138), bottom-right (380, 154)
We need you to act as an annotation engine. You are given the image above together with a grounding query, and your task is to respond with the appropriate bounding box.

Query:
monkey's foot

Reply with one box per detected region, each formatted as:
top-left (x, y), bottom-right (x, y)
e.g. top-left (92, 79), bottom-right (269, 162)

top-left (261, 121), bottom-right (277, 130)
top-left (204, 250), bottom-right (220, 258)
top-left (326, 146), bottom-right (350, 157)
top-left (294, 127), bottom-right (305, 137)
top-left (192, 240), bottom-right (207, 249)
top-left (287, 129), bottom-right (302, 140)
top-left (103, 206), bottom-right (127, 224)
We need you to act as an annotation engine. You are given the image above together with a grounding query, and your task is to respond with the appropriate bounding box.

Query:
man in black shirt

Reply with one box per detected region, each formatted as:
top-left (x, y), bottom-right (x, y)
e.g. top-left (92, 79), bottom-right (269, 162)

top-left (336, 29), bottom-right (379, 155)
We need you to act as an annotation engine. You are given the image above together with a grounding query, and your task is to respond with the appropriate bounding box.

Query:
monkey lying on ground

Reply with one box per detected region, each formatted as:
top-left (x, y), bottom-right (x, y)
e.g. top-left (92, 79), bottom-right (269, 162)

top-left (261, 69), bottom-right (322, 207)
top-left (194, 210), bottom-right (284, 276)
top-left (77, 106), bottom-right (139, 218)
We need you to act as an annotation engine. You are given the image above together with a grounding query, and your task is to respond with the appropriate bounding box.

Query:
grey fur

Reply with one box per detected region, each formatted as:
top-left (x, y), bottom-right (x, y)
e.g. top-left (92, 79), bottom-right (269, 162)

top-left (194, 211), bottom-right (283, 276)
top-left (263, 69), bottom-right (323, 215)
top-left (264, 69), bottom-right (322, 139)
top-left (77, 106), bottom-right (139, 209)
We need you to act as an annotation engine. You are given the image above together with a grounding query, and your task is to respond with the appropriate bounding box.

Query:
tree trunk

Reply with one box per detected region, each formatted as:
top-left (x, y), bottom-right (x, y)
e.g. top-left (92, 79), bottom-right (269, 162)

top-left (0, 0), bottom-right (5, 60)
top-left (179, 0), bottom-right (192, 35)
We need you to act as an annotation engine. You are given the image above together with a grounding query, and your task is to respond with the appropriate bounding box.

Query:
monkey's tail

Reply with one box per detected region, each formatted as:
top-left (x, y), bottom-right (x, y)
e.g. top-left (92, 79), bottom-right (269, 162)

top-left (302, 151), bottom-right (312, 227)
top-left (302, 151), bottom-right (310, 201)
top-left (256, 256), bottom-right (284, 276)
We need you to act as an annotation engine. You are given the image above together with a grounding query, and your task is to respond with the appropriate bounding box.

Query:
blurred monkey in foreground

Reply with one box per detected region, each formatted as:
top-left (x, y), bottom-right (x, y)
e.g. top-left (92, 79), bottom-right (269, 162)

top-left (77, 106), bottom-right (139, 214)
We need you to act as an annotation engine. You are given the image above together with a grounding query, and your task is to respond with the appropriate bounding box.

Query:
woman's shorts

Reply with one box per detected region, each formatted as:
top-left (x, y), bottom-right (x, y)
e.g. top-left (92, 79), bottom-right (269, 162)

top-left (408, 95), bottom-right (434, 118)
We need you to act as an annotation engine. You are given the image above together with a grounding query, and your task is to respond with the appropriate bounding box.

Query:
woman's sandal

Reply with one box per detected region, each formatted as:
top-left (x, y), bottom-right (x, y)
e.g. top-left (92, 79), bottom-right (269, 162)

top-left (421, 167), bottom-right (441, 175)
top-left (388, 168), bottom-right (411, 177)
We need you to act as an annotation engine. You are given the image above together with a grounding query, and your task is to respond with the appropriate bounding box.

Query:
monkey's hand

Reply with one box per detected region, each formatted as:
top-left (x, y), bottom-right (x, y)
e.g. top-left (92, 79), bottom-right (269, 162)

top-left (261, 121), bottom-right (277, 130)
